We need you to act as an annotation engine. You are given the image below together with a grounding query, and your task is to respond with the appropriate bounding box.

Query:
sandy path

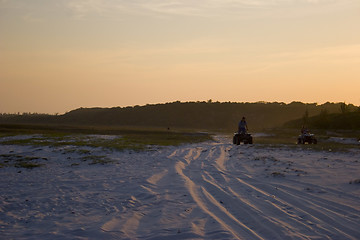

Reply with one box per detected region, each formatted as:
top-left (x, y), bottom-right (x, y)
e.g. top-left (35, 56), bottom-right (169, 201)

top-left (1, 135), bottom-right (360, 239)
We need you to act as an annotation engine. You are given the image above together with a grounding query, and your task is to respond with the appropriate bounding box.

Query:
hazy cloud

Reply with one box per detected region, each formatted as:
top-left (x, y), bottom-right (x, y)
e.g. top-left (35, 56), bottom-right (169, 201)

top-left (63, 0), bottom-right (354, 18)
top-left (0, 0), bottom-right (353, 20)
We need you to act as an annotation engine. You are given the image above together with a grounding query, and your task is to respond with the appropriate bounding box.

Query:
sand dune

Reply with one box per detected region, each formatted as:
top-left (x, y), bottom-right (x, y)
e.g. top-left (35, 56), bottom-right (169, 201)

top-left (1, 135), bottom-right (360, 239)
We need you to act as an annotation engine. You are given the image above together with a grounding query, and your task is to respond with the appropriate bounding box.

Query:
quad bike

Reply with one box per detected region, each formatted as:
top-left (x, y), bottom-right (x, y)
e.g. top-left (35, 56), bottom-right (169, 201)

top-left (233, 132), bottom-right (253, 145)
top-left (297, 133), bottom-right (317, 144)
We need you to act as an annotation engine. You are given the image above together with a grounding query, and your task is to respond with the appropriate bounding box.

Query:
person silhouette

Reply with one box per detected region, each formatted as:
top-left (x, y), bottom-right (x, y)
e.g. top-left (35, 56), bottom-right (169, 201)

top-left (238, 117), bottom-right (248, 134)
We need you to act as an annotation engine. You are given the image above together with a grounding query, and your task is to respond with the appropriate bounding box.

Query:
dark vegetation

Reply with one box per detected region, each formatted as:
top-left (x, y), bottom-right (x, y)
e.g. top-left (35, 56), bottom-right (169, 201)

top-left (285, 110), bottom-right (360, 130)
top-left (0, 125), bottom-right (212, 149)
top-left (285, 102), bottom-right (360, 132)
top-left (1, 101), bottom-right (358, 132)
top-left (0, 154), bottom-right (45, 169)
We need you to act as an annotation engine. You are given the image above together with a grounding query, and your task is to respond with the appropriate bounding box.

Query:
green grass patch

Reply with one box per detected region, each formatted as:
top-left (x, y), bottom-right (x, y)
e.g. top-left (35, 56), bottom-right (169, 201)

top-left (81, 155), bottom-right (114, 165)
top-left (15, 162), bottom-right (43, 169)
top-left (271, 172), bottom-right (285, 177)
top-left (0, 124), bottom-right (213, 150)
top-left (0, 153), bottom-right (44, 169)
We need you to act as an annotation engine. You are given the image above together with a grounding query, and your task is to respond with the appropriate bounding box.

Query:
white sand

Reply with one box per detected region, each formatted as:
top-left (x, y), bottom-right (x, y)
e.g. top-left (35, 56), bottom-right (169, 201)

top-left (1, 135), bottom-right (360, 239)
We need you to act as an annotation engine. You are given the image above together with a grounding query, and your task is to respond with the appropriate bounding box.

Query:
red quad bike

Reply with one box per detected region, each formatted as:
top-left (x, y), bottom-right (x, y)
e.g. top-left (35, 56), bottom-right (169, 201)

top-left (297, 132), bottom-right (317, 144)
top-left (233, 132), bottom-right (253, 145)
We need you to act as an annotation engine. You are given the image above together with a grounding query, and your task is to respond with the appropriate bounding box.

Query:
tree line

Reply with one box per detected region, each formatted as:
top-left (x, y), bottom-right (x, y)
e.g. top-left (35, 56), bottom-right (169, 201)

top-left (285, 102), bottom-right (360, 130)
top-left (1, 101), bottom-right (358, 131)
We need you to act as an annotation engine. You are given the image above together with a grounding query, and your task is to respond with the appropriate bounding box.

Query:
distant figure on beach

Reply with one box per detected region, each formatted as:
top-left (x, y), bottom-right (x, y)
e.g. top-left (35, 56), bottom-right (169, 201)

top-left (238, 117), bottom-right (248, 134)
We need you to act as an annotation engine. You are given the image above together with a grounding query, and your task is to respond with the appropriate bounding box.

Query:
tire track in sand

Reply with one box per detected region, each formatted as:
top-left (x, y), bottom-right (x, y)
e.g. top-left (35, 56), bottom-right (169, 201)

top-left (173, 144), bottom-right (265, 240)
top-left (224, 143), bottom-right (360, 240)
top-left (171, 139), bottom-right (360, 239)
top-left (102, 135), bottom-right (360, 239)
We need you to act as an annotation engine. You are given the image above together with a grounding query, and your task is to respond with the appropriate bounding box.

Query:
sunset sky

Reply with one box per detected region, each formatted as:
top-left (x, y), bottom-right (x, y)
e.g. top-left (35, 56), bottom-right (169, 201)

top-left (1, 0), bottom-right (360, 114)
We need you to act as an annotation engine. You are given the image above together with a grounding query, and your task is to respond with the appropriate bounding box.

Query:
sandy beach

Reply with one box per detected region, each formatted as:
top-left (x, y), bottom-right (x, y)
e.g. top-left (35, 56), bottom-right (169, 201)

top-left (1, 135), bottom-right (360, 239)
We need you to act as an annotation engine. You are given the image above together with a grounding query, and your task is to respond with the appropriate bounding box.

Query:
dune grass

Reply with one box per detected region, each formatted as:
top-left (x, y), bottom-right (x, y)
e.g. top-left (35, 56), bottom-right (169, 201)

top-left (0, 153), bottom-right (45, 169)
top-left (14, 162), bottom-right (44, 169)
top-left (0, 124), bottom-right (213, 151)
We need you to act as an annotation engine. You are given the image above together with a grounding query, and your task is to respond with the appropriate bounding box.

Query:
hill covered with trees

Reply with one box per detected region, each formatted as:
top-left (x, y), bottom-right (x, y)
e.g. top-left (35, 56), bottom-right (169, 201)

top-left (1, 101), bottom-right (358, 131)
top-left (284, 102), bottom-right (360, 130)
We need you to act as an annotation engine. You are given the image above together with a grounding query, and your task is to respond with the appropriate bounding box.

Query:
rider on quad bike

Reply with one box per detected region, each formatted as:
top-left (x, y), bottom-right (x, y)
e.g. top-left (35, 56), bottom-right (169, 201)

top-left (238, 117), bottom-right (248, 134)
top-left (233, 117), bottom-right (253, 145)
top-left (298, 126), bottom-right (317, 144)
